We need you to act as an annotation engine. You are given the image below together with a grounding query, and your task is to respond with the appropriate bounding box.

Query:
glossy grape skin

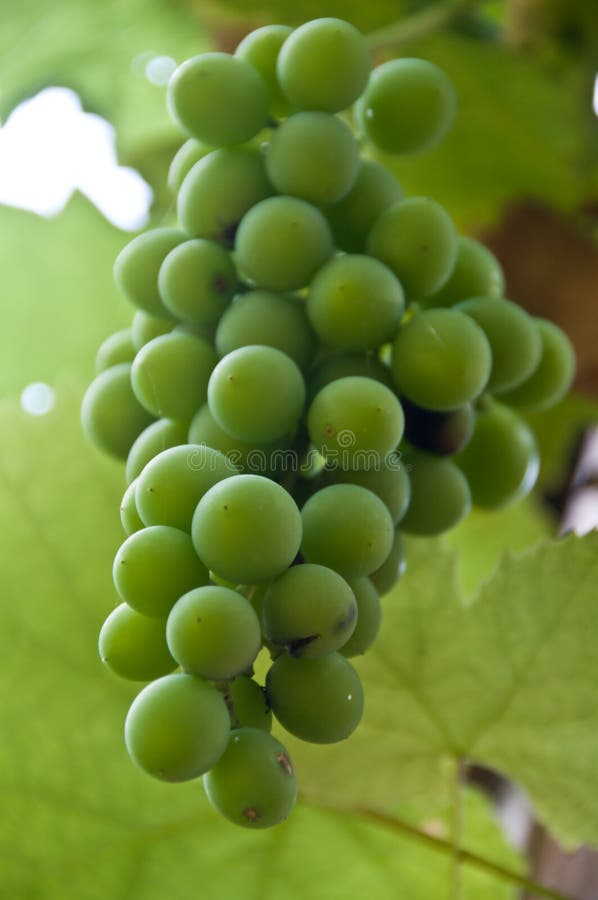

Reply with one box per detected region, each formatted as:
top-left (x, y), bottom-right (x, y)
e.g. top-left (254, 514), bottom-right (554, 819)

top-left (208, 345), bottom-right (305, 443)
top-left (308, 376), bottom-right (404, 469)
top-left (125, 673), bottom-right (230, 781)
top-left (422, 236), bottom-right (505, 308)
top-left (178, 148), bottom-right (272, 246)
top-left (99, 603), bottom-right (176, 681)
top-left (131, 310), bottom-right (174, 351)
top-left (235, 196), bottom-right (333, 291)
top-left (167, 52), bottom-right (269, 146)
top-left (81, 363), bottom-right (154, 460)
top-left (277, 17), bottom-right (370, 112)
top-left (308, 352), bottom-right (393, 399)
top-left (203, 728), bottom-right (296, 828)
top-left (95, 329), bottom-right (135, 373)
top-left (125, 418), bottom-right (188, 484)
top-left (266, 652), bottom-right (363, 743)
top-left (188, 404), bottom-right (286, 475)
top-left (166, 586), bottom-right (261, 680)
top-left (400, 452), bottom-right (471, 536)
top-left (367, 197), bottom-right (457, 300)
top-left (120, 479), bottom-right (144, 535)
top-left (455, 402), bottom-right (540, 508)
top-left (235, 25), bottom-right (293, 118)
top-left (499, 319), bottom-right (575, 411)
top-left (326, 159), bottom-right (403, 253)
top-left (307, 254), bottom-right (404, 351)
top-left (135, 444), bottom-right (238, 532)
top-left (301, 483), bottom-right (394, 578)
top-left (113, 525), bottom-right (209, 618)
top-left (340, 578), bottom-right (381, 657)
top-left (131, 331), bottom-right (217, 421)
top-left (401, 398), bottom-right (474, 456)
top-left (325, 456), bottom-right (411, 524)
top-left (229, 676), bottom-right (272, 731)
top-left (370, 529), bottom-right (407, 595)
top-left (192, 475), bottom-right (302, 584)
top-left (114, 228), bottom-right (184, 317)
top-left (356, 58), bottom-right (456, 155)
top-left (391, 309), bottom-right (492, 411)
top-left (167, 138), bottom-right (212, 193)
top-left (158, 239), bottom-right (238, 325)
top-left (458, 297), bottom-right (542, 394)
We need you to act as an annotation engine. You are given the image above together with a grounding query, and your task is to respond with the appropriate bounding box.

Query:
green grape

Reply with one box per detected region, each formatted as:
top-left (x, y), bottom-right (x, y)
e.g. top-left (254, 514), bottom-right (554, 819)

top-left (367, 197), bottom-right (457, 299)
top-left (114, 228), bottom-right (184, 317)
top-left (356, 58), bottom-right (456, 155)
top-left (125, 673), bottom-right (230, 781)
top-left (308, 352), bottom-right (393, 399)
top-left (235, 24), bottom-right (293, 117)
top-left (402, 397), bottom-right (474, 456)
top-left (499, 319), bottom-right (575, 411)
top-left (188, 404), bottom-right (286, 475)
top-left (167, 52), bottom-right (269, 146)
top-left (458, 298), bottom-right (542, 394)
top-left (422, 236), bottom-right (505, 308)
top-left (125, 417), bottom-right (188, 484)
top-left (235, 196), bottom-right (333, 291)
top-left (178, 147), bottom-right (272, 246)
top-left (277, 17), bottom-right (370, 113)
top-left (455, 401), bottom-right (539, 508)
top-left (131, 310), bottom-right (174, 351)
top-left (325, 455), bottom-right (410, 524)
top-left (370, 529), bottom-right (406, 595)
top-left (120, 479), bottom-right (144, 535)
top-left (167, 138), bottom-right (212, 193)
top-left (215, 290), bottom-right (315, 370)
top-left (262, 564), bottom-right (357, 658)
top-left (326, 158), bottom-right (403, 253)
top-left (340, 578), bottom-right (381, 657)
top-left (391, 309), bottom-right (491, 411)
top-left (208, 345), bottom-right (305, 443)
top-left (307, 376), bottom-right (404, 469)
top-left (265, 111), bottom-right (360, 205)
top-left (99, 603), bottom-right (176, 681)
top-left (81, 363), bottom-right (154, 460)
top-left (131, 331), bottom-right (217, 421)
top-left (166, 586), bottom-right (261, 680)
top-left (95, 329), bottom-right (135, 373)
top-left (301, 483), bottom-right (394, 578)
top-left (229, 676), bottom-right (272, 731)
top-left (158, 239), bottom-right (238, 325)
top-left (135, 444), bottom-right (238, 532)
top-left (203, 728), bottom-right (296, 828)
top-left (113, 525), bottom-right (209, 618)
top-left (400, 451), bottom-right (471, 535)
top-left (307, 254), bottom-right (404, 351)
top-left (266, 652), bottom-right (363, 743)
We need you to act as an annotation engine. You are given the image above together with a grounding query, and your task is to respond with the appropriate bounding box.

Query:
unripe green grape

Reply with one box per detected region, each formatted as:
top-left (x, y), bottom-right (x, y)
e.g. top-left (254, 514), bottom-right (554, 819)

top-left (458, 298), bottom-right (542, 393)
top-left (391, 309), bottom-right (491, 411)
top-left (125, 673), bottom-right (230, 781)
top-left (307, 255), bottom-right (404, 351)
top-left (114, 228), bottom-right (184, 317)
top-left (367, 197), bottom-right (457, 299)
top-left (370, 529), bottom-right (406, 595)
top-left (422, 236), bottom-right (505, 308)
top-left (208, 345), bottom-right (305, 444)
top-left (235, 196), bottom-right (333, 291)
top-left (265, 111), bottom-right (360, 205)
top-left (120, 479), bottom-right (144, 535)
top-left (215, 290), bottom-right (316, 370)
top-left (188, 404), bottom-right (286, 475)
top-left (131, 310), bottom-right (174, 351)
top-left (167, 138), bottom-right (212, 194)
top-left (400, 452), bottom-right (471, 535)
top-left (263, 564), bottom-right (357, 658)
top-left (301, 483), bottom-right (394, 578)
top-left (308, 352), bottom-right (393, 399)
top-left (266, 652), bottom-right (363, 743)
top-left (235, 24), bottom-right (293, 117)
top-left (95, 329), bottom-right (135, 373)
top-left (229, 676), bottom-right (272, 731)
top-left (167, 52), bottom-right (269, 146)
top-left (455, 402), bottom-right (539, 508)
top-left (192, 475), bottom-right (302, 584)
top-left (125, 418), bottom-right (188, 484)
top-left (135, 444), bottom-right (238, 532)
top-left (167, 586), bottom-right (261, 680)
top-left (308, 376), bottom-right (404, 469)
top-left (178, 148), bottom-right (272, 246)
top-left (325, 455), bottom-right (410, 524)
top-left (340, 578), bottom-right (381, 657)
top-left (277, 17), bottom-right (370, 113)
top-left (81, 363), bottom-right (154, 460)
top-left (402, 397), bottom-right (474, 456)
top-left (99, 603), bottom-right (176, 681)
top-left (326, 158), bottom-right (403, 253)
top-left (113, 525), bottom-right (209, 618)
top-left (499, 319), bottom-right (575, 411)
top-left (357, 58), bottom-right (456, 155)
top-left (203, 728), bottom-right (296, 828)
top-left (158, 239), bottom-right (238, 325)
top-left (131, 331), bottom-right (217, 421)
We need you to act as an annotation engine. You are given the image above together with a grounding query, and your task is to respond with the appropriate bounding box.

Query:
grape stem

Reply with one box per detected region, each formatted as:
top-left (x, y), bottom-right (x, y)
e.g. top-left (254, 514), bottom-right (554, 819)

top-left (366, 0), bottom-right (474, 52)
top-left (450, 758), bottom-right (464, 900)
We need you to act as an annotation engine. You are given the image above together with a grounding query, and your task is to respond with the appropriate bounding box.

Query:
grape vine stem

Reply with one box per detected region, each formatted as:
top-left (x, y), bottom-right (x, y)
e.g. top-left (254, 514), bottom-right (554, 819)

top-left (366, 0), bottom-right (474, 52)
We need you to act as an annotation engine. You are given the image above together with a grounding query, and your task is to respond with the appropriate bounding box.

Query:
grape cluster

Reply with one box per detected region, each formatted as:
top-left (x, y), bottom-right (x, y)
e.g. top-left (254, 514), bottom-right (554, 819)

top-left (82, 17), bottom-right (575, 829)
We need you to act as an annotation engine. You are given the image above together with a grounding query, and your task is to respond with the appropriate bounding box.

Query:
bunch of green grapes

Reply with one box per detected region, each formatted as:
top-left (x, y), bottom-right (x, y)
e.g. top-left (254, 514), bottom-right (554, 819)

top-left (82, 17), bottom-right (575, 830)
